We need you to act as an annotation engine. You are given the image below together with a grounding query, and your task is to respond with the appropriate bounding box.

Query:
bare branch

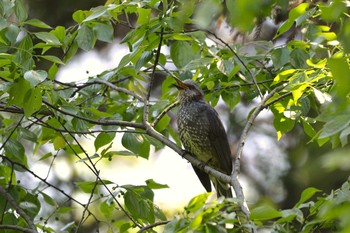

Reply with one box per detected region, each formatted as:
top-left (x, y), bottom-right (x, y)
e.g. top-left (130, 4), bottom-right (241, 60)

top-left (151, 100), bottom-right (178, 127)
top-left (0, 225), bottom-right (38, 233)
top-left (75, 171), bottom-right (100, 233)
top-left (0, 155), bottom-right (99, 222)
top-left (92, 79), bottom-right (145, 102)
top-left (234, 83), bottom-right (288, 174)
top-left (136, 220), bottom-right (170, 233)
top-left (143, 27), bottom-right (164, 124)
top-left (230, 83), bottom-right (288, 219)
top-left (43, 100), bottom-right (145, 129)
top-left (0, 185), bottom-right (38, 233)
top-left (203, 29), bottom-right (263, 98)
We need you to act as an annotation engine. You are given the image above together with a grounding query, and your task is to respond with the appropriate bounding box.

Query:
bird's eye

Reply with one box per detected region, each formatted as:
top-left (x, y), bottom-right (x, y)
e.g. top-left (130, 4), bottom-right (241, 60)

top-left (188, 85), bottom-right (195, 90)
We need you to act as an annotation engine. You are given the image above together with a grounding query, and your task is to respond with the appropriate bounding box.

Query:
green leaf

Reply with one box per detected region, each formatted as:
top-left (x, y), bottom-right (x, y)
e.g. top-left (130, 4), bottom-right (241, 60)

top-left (290, 48), bottom-right (309, 68)
top-left (340, 127), bottom-right (350, 147)
top-left (100, 199), bottom-right (116, 219)
top-left (122, 133), bottom-right (150, 159)
top-left (52, 26), bottom-right (66, 43)
top-left (135, 50), bottom-right (153, 70)
top-left (14, 0), bottom-right (27, 22)
top-left (271, 47), bottom-right (290, 69)
top-left (137, 8), bottom-right (151, 24)
top-left (94, 132), bottom-right (115, 151)
top-left (77, 153), bottom-right (100, 163)
top-left (72, 10), bottom-right (91, 24)
top-left (39, 152), bottom-right (53, 161)
top-left (103, 150), bottom-right (137, 159)
top-left (4, 138), bottom-right (27, 167)
top-left (276, 3), bottom-right (309, 38)
top-left (57, 207), bottom-right (74, 214)
top-left (319, 115), bottom-right (350, 139)
top-left (170, 41), bottom-right (196, 69)
top-left (34, 32), bottom-right (61, 45)
top-left (24, 70), bottom-right (47, 87)
top-left (273, 111), bottom-right (295, 140)
top-left (145, 179), bottom-right (169, 189)
top-left (24, 18), bottom-right (52, 29)
top-left (8, 78), bottom-right (31, 107)
top-left (1, 24), bottom-right (20, 45)
top-left (0, 164), bottom-right (17, 185)
top-left (53, 135), bottom-right (66, 150)
top-left (94, 22), bottom-right (114, 43)
top-left (39, 55), bottom-right (64, 65)
top-left (124, 189), bottom-right (155, 223)
top-left (83, 6), bottom-right (108, 22)
top-left (19, 193), bottom-right (41, 219)
top-left (14, 35), bottom-right (34, 70)
top-left (250, 205), bottom-right (282, 220)
top-left (320, 0), bottom-right (347, 22)
top-left (63, 41), bottom-right (79, 63)
top-left (18, 127), bottom-right (38, 142)
top-left (23, 87), bottom-right (42, 117)
top-left (221, 89), bottom-right (240, 111)
top-left (76, 24), bottom-right (95, 51)
top-left (193, 0), bottom-right (221, 28)
top-left (302, 121), bottom-right (316, 139)
top-left (329, 57), bottom-right (350, 97)
top-left (40, 192), bottom-right (57, 207)
top-left (76, 180), bottom-right (113, 193)
top-left (186, 193), bottom-right (210, 214)
top-left (295, 187), bottom-right (321, 207)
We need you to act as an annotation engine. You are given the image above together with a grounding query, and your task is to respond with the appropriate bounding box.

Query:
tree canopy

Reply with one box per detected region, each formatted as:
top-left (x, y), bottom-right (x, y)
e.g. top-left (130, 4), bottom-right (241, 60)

top-left (1, 0), bottom-right (350, 232)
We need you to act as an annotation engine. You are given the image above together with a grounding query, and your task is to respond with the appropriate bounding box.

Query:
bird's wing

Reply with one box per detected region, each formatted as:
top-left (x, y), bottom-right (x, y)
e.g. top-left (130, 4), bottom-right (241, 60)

top-left (205, 106), bottom-right (233, 175)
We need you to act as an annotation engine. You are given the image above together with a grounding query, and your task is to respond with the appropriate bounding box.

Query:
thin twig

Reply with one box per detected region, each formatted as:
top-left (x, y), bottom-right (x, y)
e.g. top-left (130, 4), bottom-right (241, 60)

top-left (0, 115), bottom-right (24, 151)
top-left (32, 116), bottom-right (145, 135)
top-left (0, 225), bottom-right (38, 233)
top-left (143, 27), bottom-right (164, 124)
top-left (0, 185), bottom-right (38, 233)
top-left (0, 155), bottom-right (99, 222)
top-left (57, 120), bottom-right (143, 229)
top-left (234, 83), bottom-right (288, 174)
top-left (203, 29), bottom-right (263, 98)
top-left (75, 171), bottom-right (100, 233)
top-left (136, 220), bottom-right (170, 233)
top-left (43, 100), bottom-right (145, 129)
top-left (92, 79), bottom-right (145, 102)
top-left (151, 100), bottom-right (179, 127)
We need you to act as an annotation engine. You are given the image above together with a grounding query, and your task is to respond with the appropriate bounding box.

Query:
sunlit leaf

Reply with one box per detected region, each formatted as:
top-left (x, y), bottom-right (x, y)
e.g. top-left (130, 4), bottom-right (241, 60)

top-left (250, 205), bottom-right (282, 220)
top-left (24, 18), bottom-right (52, 29)
top-left (295, 187), bottom-right (321, 207)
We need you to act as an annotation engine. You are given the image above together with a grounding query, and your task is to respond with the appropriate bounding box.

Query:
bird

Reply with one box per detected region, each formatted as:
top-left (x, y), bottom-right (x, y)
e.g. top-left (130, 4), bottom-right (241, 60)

top-left (174, 78), bottom-right (233, 198)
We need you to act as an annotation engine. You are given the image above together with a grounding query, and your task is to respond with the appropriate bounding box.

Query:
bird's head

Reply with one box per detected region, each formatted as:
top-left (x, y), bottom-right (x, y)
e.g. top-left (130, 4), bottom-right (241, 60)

top-left (174, 79), bottom-right (204, 103)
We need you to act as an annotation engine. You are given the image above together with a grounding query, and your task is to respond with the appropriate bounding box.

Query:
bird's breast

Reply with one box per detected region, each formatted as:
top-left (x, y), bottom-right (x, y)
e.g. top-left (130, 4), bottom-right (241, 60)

top-left (177, 103), bottom-right (213, 162)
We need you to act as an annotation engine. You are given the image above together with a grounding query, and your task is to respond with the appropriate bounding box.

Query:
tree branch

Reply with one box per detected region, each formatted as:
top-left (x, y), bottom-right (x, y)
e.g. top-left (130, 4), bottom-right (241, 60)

top-left (75, 171), bottom-right (100, 233)
top-left (0, 155), bottom-right (99, 222)
top-left (0, 225), bottom-right (38, 233)
top-left (92, 79), bottom-right (145, 102)
top-left (230, 83), bottom-right (288, 219)
top-left (43, 100), bottom-right (145, 130)
top-left (0, 185), bottom-right (38, 233)
top-left (151, 100), bottom-right (178, 127)
top-left (136, 220), bottom-right (170, 233)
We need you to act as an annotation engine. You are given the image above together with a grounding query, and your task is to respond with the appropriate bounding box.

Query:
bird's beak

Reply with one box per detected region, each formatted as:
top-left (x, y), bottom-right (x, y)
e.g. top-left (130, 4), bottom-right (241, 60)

top-left (173, 77), bottom-right (188, 90)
